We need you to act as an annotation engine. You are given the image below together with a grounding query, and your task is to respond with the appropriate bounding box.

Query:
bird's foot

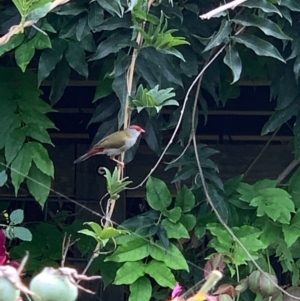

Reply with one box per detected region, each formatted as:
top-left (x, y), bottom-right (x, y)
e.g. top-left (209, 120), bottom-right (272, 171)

top-left (112, 157), bottom-right (124, 168)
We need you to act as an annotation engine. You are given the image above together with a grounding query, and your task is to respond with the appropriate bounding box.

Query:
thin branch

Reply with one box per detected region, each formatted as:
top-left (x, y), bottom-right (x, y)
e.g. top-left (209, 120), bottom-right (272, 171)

top-left (0, 0), bottom-right (70, 45)
top-left (277, 159), bottom-right (300, 184)
top-left (200, 0), bottom-right (248, 20)
top-left (244, 127), bottom-right (280, 177)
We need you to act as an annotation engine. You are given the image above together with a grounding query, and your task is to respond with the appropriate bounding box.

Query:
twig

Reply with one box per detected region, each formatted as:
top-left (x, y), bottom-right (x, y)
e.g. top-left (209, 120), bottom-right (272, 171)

top-left (244, 127), bottom-right (280, 177)
top-left (277, 159), bottom-right (300, 184)
top-left (200, 0), bottom-right (248, 20)
top-left (0, 0), bottom-right (70, 45)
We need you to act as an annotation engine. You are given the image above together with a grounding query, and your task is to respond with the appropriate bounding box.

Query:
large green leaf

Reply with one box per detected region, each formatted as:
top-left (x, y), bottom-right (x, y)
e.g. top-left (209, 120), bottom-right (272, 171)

top-left (278, 0), bottom-right (300, 12)
top-left (38, 38), bottom-right (67, 86)
top-left (97, 0), bottom-right (124, 17)
top-left (15, 40), bottom-right (35, 72)
top-left (282, 209), bottom-right (300, 247)
top-left (175, 186), bottom-right (195, 213)
top-left (76, 16), bottom-right (90, 41)
top-left (233, 33), bottom-right (285, 63)
top-left (5, 128), bottom-right (26, 164)
top-left (65, 40), bottom-right (88, 78)
top-left (11, 144), bottom-right (32, 195)
top-left (223, 45), bottom-right (242, 84)
top-left (0, 34), bottom-right (24, 57)
top-left (161, 219), bottom-right (189, 239)
top-left (27, 142), bottom-right (54, 178)
top-left (106, 238), bottom-right (150, 262)
top-left (88, 2), bottom-right (104, 31)
top-left (289, 167), bottom-right (300, 208)
top-left (149, 242), bottom-right (189, 271)
top-left (233, 14), bottom-right (290, 40)
top-left (146, 177), bottom-right (172, 211)
top-left (241, 0), bottom-right (282, 16)
top-left (249, 188), bottom-right (295, 224)
top-left (90, 31), bottom-right (131, 61)
top-left (26, 163), bottom-right (51, 207)
top-left (114, 261), bottom-right (145, 285)
top-left (262, 98), bottom-right (300, 135)
top-left (145, 260), bottom-right (176, 288)
top-left (49, 58), bottom-right (70, 105)
top-left (129, 276), bottom-right (152, 301)
top-left (203, 20), bottom-right (232, 53)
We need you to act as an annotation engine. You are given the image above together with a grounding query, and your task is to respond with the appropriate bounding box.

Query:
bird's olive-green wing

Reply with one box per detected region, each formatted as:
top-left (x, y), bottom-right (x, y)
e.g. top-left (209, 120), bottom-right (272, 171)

top-left (94, 130), bottom-right (130, 149)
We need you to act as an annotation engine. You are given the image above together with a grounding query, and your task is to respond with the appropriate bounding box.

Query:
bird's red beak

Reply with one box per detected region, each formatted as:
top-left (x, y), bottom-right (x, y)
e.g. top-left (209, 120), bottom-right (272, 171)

top-left (140, 128), bottom-right (146, 133)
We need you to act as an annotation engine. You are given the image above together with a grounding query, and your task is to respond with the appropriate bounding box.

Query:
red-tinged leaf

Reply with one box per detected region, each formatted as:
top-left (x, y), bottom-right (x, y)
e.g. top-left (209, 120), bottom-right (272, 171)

top-left (204, 253), bottom-right (226, 279)
top-left (214, 284), bottom-right (236, 298)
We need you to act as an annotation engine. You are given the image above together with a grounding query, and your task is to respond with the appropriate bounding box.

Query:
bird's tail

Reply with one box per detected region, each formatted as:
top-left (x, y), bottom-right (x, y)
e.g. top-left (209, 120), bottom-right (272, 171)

top-left (74, 148), bottom-right (103, 164)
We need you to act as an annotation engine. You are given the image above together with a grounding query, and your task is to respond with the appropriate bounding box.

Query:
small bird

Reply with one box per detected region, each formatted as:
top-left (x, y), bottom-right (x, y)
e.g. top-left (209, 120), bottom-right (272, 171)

top-left (74, 125), bottom-right (145, 167)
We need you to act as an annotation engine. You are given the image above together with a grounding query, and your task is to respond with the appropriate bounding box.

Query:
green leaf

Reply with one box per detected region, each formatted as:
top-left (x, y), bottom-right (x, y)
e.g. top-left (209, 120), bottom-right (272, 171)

top-left (97, 0), bottom-right (124, 17)
top-left (161, 219), bottom-right (189, 239)
top-left (27, 142), bottom-right (54, 178)
top-left (145, 260), bottom-right (176, 288)
top-left (163, 207), bottom-right (182, 223)
top-left (11, 143), bottom-right (32, 195)
top-left (0, 170), bottom-right (7, 187)
top-left (233, 33), bottom-right (285, 63)
top-left (5, 128), bottom-right (26, 164)
top-left (85, 221), bottom-right (103, 236)
top-left (10, 209), bottom-right (24, 225)
top-left (93, 77), bottom-right (114, 102)
top-left (90, 31), bottom-right (131, 61)
top-left (114, 261), bottom-right (145, 285)
top-left (12, 226), bottom-right (32, 241)
top-left (207, 223), bottom-right (266, 265)
top-left (27, 163), bottom-right (51, 207)
top-left (106, 238), bottom-right (150, 262)
top-left (175, 185), bottom-right (195, 212)
top-left (49, 58), bottom-right (70, 105)
top-left (32, 32), bottom-right (52, 50)
top-left (261, 98), bottom-right (299, 135)
top-left (25, 123), bottom-right (53, 145)
top-left (76, 16), bottom-right (90, 41)
top-left (0, 34), bottom-right (24, 57)
top-left (203, 20), bottom-right (232, 53)
top-left (26, 2), bottom-right (52, 22)
top-left (146, 177), bottom-right (172, 211)
top-left (78, 229), bottom-right (98, 240)
top-left (129, 276), bottom-right (152, 301)
top-left (149, 242), bottom-right (189, 271)
top-left (294, 111), bottom-right (300, 159)
top-left (250, 188), bottom-right (294, 224)
top-left (278, 0), bottom-right (300, 12)
top-left (15, 40), bottom-right (35, 72)
top-left (38, 38), bottom-right (67, 86)
top-left (65, 40), bottom-right (88, 78)
top-left (241, 0), bottom-right (282, 16)
top-left (283, 216), bottom-right (300, 248)
top-left (223, 45), bottom-right (242, 84)
top-left (233, 14), bottom-right (291, 40)
top-left (289, 167), bottom-right (300, 208)
top-left (99, 227), bottom-right (129, 239)
top-left (88, 2), bottom-right (104, 30)
top-left (179, 214), bottom-right (196, 231)
top-left (294, 56), bottom-right (300, 82)
top-left (53, 3), bottom-right (87, 15)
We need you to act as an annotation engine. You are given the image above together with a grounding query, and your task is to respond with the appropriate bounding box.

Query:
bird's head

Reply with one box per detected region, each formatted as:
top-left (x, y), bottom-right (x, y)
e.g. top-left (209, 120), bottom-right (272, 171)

top-left (128, 125), bottom-right (145, 133)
